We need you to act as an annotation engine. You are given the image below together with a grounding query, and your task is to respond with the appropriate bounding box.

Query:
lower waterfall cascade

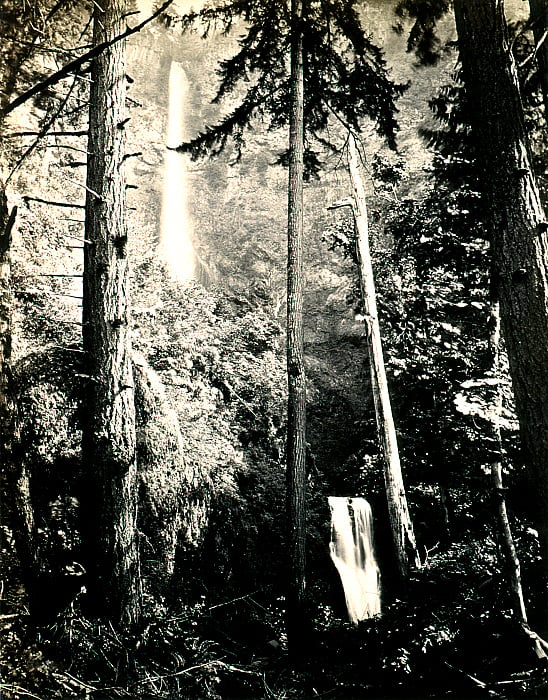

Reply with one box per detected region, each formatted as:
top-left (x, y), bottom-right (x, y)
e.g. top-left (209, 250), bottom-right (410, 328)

top-left (328, 496), bottom-right (381, 624)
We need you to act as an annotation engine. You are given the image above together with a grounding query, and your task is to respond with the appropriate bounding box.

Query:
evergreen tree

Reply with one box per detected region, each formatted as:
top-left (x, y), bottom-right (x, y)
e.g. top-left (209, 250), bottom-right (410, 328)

top-left (452, 0), bottom-right (548, 635)
top-left (285, 0), bottom-right (307, 648)
top-left (178, 0), bottom-right (403, 168)
top-left (177, 0), bottom-right (407, 642)
top-left (81, 0), bottom-right (141, 626)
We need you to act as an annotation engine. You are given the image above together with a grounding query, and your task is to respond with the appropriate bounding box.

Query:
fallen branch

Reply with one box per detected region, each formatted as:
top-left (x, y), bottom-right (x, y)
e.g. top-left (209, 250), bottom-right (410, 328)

top-left (1, 0), bottom-right (174, 117)
top-left (443, 661), bottom-right (501, 696)
top-left (209, 590), bottom-right (261, 611)
top-left (0, 684), bottom-right (43, 700)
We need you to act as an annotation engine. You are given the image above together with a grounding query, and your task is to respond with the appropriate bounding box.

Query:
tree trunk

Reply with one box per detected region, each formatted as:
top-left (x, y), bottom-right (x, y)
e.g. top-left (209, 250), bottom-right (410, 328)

top-left (347, 134), bottom-right (421, 580)
top-left (0, 184), bottom-right (40, 614)
top-left (453, 0), bottom-right (548, 631)
top-left (488, 301), bottom-right (547, 658)
top-left (81, 0), bottom-right (140, 627)
top-left (286, 0), bottom-right (307, 651)
top-left (529, 0), bottom-right (548, 121)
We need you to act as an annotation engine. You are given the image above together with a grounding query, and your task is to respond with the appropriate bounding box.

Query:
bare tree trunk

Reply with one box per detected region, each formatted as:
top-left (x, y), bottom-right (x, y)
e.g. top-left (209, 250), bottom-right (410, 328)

top-left (529, 0), bottom-right (548, 121)
top-left (286, 0), bottom-right (307, 651)
top-left (347, 134), bottom-right (421, 580)
top-left (454, 0), bottom-right (548, 633)
top-left (81, 0), bottom-right (140, 627)
top-left (0, 185), bottom-right (40, 614)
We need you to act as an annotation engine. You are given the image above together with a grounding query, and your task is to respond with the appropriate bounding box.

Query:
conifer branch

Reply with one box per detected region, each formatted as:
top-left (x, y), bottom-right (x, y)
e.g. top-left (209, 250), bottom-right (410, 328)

top-left (6, 75), bottom-right (79, 184)
top-left (1, 0), bottom-right (174, 117)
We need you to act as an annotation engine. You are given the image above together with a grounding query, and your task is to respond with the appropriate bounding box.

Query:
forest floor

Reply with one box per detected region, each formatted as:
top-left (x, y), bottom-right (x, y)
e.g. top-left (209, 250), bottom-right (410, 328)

top-left (1, 539), bottom-right (548, 700)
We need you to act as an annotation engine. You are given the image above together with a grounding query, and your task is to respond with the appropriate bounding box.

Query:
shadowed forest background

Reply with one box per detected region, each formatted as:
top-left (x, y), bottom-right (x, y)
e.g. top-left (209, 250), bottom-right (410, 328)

top-left (1, 0), bottom-right (548, 697)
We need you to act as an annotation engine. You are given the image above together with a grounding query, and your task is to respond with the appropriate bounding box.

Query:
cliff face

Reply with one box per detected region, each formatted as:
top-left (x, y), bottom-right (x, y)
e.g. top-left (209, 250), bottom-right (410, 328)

top-left (121, 2), bottom-right (454, 476)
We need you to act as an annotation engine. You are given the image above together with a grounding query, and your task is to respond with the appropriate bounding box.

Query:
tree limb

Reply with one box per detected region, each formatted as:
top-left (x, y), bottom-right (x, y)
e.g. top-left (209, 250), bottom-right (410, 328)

top-left (0, 207), bottom-right (17, 255)
top-left (1, 0), bottom-right (174, 118)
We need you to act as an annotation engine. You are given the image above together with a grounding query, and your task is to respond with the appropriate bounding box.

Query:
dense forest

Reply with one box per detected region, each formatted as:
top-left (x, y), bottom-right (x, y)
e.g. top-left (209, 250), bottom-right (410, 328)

top-left (1, 0), bottom-right (548, 697)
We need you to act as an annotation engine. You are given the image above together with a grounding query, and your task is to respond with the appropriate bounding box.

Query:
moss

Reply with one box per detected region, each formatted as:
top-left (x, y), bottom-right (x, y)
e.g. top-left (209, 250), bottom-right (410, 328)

top-left (14, 347), bottom-right (208, 593)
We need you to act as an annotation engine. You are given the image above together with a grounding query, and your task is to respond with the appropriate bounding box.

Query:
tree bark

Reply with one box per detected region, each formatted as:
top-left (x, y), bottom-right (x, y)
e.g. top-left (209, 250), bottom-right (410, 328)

top-left (453, 0), bottom-right (548, 630)
top-left (347, 134), bottom-right (421, 581)
top-left (81, 0), bottom-right (140, 627)
top-left (528, 0), bottom-right (548, 122)
top-left (286, 0), bottom-right (307, 651)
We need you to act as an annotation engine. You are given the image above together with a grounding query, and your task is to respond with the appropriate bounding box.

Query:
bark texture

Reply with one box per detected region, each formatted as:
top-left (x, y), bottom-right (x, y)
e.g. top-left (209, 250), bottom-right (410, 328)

top-left (348, 134), bottom-right (421, 580)
top-left (82, 0), bottom-right (140, 626)
top-left (286, 0), bottom-right (307, 650)
top-left (453, 0), bottom-right (548, 626)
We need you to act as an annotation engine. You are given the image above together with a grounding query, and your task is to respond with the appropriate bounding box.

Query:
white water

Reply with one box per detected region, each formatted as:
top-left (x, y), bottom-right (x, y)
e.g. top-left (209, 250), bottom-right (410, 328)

top-left (328, 496), bottom-right (381, 623)
top-left (160, 61), bottom-right (195, 282)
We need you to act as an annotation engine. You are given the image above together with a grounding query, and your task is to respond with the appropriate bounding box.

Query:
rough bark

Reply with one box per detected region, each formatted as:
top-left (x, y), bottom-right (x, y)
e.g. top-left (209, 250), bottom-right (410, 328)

top-left (286, 0), bottom-right (307, 651)
top-left (347, 134), bottom-right (421, 581)
top-left (453, 0), bottom-right (548, 629)
top-left (529, 0), bottom-right (548, 121)
top-left (81, 0), bottom-right (140, 626)
top-left (0, 183), bottom-right (40, 614)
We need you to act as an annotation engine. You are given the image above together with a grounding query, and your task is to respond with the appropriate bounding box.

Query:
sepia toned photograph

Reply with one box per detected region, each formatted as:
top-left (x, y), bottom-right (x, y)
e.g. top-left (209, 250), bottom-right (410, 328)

top-left (0, 0), bottom-right (547, 697)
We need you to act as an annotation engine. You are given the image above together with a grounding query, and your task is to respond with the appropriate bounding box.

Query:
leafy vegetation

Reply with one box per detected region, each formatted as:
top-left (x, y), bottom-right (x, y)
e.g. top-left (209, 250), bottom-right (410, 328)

top-left (1, 0), bottom-right (548, 698)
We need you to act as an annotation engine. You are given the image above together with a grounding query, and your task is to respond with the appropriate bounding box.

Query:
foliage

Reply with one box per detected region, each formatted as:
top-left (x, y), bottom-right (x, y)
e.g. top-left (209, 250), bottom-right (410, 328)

top-left (133, 274), bottom-right (289, 597)
top-left (394, 0), bottom-right (451, 65)
top-left (2, 2), bottom-right (548, 698)
top-left (173, 0), bottom-right (406, 172)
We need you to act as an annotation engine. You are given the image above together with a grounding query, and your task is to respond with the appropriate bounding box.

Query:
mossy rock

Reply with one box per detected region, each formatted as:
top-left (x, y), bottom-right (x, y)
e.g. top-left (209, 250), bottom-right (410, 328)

top-left (15, 347), bottom-right (207, 590)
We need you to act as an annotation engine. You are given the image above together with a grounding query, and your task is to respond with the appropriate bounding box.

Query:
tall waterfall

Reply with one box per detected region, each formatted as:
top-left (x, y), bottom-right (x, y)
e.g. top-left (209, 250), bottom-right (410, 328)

top-left (160, 61), bottom-right (195, 282)
top-left (328, 496), bottom-right (381, 623)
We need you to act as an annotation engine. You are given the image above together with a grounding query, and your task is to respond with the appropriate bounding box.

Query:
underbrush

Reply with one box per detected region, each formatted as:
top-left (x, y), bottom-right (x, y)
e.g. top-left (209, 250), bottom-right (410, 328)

top-left (2, 539), bottom-right (547, 700)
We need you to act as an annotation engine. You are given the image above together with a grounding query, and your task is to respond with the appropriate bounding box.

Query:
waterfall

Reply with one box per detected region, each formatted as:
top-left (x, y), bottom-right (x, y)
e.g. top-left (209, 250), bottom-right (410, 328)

top-left (160, 61), bottom-right (195, 282)
top-left (328, 496), bottom-right (381, 623)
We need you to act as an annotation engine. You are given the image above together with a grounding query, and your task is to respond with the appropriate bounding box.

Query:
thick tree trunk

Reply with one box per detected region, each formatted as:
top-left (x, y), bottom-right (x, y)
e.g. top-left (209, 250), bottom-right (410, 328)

top-left (286, 0), bottom-right (307, 651)
top-left (453, 0), bottom-right (548, 630)
top-left (529, 0), bottom-right (548, 121)
top-left (0, 184), bottom-right (40, 614)
top-left (81, 0), bottom-right (140, 626)
top-left (347, 134), bottom-right (421, 580)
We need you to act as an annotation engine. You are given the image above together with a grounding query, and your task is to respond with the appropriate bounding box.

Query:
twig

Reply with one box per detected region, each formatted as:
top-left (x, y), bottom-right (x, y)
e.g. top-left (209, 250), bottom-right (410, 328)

top-left (134, 659), bottom-right (257, 687)
top-left (0, 685), bottom-right (43, 700)
top-left (6, 74), bottom-right (80, 183)
top-left (0, 35), bottom-right (81, 55)
top-left (209, 590), bottom-right (261, 610)
top-left (51, 346), bottom-right (86, 353)
top-left (8, 130), bottom-right (88, 137)
top-left (52, 671), bottom-right (97, 692)
top-left (47, 144), bottom-right (88, 153)
top-left (1, 0), bottom-right (174, 117)
top-left (61, 174), bottom-right (102, 200)
top-left (23, 196), bottom-right (84, 208)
